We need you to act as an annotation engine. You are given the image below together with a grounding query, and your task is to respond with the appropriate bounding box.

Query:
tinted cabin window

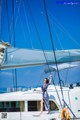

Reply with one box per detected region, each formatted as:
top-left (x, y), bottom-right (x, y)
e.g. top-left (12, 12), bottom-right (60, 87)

top-left (50, 101), bottom-right (59, 111)
top-left (11, 101), bottom-right (20, 112)
top-left (0, 101), bottom-right (24, 112)
top-left (28, 101), bottom-right (59, 111)
top-left (28, 101), bottom-right (40, 111)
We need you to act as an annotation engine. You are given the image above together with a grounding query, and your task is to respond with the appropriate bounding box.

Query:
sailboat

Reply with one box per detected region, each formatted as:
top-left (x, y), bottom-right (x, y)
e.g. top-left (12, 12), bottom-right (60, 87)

top-left (0, 41), bottom-right (80, 120)
top-left (0, 0), bottom-right (80, 120)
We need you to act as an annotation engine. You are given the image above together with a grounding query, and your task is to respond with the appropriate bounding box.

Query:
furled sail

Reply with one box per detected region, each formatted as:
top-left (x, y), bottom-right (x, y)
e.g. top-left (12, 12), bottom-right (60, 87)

top-left (44, 62), bottom-right (80, 73)
top-left (0, 42), bottom-right (80, 70)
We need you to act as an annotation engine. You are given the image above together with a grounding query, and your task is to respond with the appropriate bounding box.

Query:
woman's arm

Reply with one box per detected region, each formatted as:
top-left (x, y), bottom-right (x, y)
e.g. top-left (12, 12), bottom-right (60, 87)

top-left (49, 75), bottom-right (53, 84)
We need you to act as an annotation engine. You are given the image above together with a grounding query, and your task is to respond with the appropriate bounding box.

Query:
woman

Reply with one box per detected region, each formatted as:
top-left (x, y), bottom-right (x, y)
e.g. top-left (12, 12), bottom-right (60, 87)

top-left (40, 77), bottom-right (52, 114)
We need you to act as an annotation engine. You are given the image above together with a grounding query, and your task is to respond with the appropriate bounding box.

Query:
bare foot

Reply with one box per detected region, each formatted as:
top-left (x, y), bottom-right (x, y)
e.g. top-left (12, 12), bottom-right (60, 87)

top-left (47, 110), bottom-right (50, 114)
top-left (40, 112), bottom-right (43, 115)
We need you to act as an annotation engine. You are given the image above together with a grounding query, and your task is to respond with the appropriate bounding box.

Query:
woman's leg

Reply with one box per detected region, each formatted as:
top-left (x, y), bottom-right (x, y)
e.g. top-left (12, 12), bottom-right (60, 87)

top-left (44, 99), bottom-right (50, 113)
top-left (40, 99), bottom-right (43, 114)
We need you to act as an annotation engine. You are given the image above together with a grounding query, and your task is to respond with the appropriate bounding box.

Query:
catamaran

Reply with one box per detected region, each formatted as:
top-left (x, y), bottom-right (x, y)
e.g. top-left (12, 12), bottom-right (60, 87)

top-left (0, 0), bottom-right (80, 119)
top-left (0, 41), bottom-right (80, 120)
top-left (0, 82), bottom-right (80, 120)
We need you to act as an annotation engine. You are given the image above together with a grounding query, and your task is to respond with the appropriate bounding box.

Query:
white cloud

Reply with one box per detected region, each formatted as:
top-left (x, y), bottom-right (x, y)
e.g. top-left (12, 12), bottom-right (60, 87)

top-left (0, 72), bottom-right (13, 76)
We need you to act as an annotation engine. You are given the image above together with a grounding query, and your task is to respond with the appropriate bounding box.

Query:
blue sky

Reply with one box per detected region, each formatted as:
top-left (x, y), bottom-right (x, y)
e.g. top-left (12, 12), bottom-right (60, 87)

top-left (0, 0), bottom-right (80, 90)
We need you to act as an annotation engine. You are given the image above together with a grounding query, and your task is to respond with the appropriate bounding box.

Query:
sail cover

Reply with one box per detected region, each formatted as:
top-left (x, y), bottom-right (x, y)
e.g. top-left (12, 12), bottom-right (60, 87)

top-left (0, 46), bottom-right (80, 70)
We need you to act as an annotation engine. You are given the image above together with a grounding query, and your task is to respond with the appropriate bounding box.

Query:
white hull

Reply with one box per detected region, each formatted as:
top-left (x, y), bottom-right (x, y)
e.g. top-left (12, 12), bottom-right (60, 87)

top-left (0, 112), bottom-right (61, 120)
top-left (0, 85), bottom-right (80, 120)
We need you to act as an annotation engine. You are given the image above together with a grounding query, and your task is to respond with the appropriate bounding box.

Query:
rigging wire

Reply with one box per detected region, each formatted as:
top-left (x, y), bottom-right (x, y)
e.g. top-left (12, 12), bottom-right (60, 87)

top-left (11, 0), bottom-right (28, 47)
top-left (49, 18), bottom-right (64, 50)
top-left (0, 0), bottom-right (5, 41)
top-left (26, 0), bottom-right (53, 79)
top-left (12, 0), bottom-right (16, 46)
top-left (49, 12), bottom-right (80, 48)
top-left (12, 0), bottom-right (17, 91)
top-left (48, 12), bottom-right (80, 84)
top-left (21, 0), bottom-right (34, 49)
top-left (50, 21), bottom-right (73, 85)
top-left (26, 0), bottom-right (63, 108)
top-left (10, 0), bottom-right (21, 44)
top-left (43, 0), bottom-right (64, 107)
top-left (8, 0), bottom-right (17, 45)
top-left (6, 0), bottom-right (15, 89)
top-left (16, 0), bottom-right (33, 48)
top-left (16, 0), bottom-right (27, 46)
top-left (6, 0), bottom-right (11, 43)
top-left (0, 0), bottom-right (2, 41)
